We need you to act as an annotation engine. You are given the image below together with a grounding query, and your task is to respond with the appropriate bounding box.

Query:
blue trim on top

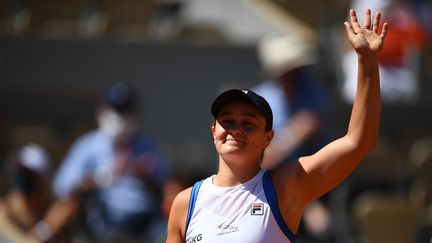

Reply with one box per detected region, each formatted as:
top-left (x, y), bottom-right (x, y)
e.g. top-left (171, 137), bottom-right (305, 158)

top-left (185, 180), bottom-right (203, 235)
top-left (263, 170), bottom-right (297, 243)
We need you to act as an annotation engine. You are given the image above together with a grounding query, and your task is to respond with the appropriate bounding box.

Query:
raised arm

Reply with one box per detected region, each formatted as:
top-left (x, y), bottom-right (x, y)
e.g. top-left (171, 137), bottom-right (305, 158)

top-left (341, 8), bottom-right (388, 159)
top-left (271, 9), bottom-right (388, 233)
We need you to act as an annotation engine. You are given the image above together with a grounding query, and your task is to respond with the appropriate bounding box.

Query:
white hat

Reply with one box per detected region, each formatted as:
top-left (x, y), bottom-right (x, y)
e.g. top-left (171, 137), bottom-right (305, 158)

top-left (258, 33), bottom-right (318, 79)
top-left (18, 143), bottom-right (51, 176)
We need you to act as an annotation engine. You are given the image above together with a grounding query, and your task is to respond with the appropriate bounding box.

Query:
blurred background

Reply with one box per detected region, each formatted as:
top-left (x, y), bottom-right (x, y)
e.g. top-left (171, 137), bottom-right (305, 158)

top-left (0, 0), bottom-right (431, 242)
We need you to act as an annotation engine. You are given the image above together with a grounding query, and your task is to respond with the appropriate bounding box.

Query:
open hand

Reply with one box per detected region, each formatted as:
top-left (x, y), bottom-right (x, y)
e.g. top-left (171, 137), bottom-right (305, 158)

top-left (344, 9), bottom-right (388, 56)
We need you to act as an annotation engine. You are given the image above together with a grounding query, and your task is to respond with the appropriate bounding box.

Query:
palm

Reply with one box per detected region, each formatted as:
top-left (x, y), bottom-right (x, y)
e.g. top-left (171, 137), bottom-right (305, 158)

top-left (345, 9), bottom-right (388, 55)
top-left (350, 28), bottom-right (383, 52)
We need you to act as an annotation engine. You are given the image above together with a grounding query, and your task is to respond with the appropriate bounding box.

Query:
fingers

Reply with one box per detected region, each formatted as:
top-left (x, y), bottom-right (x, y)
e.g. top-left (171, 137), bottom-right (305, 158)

top-left (372, 11), bottom-right (381, 32)
top-left (344, 21), bottom-right (355, 38)
top-left (349, 9), bottom-right (387, 36)
top-left (380, 22), bottom-right (389, 39)
top-left (371, 10), bottom-right (388, 39)
top-left (349, 9), bottom-right (361, 30)
top-left (364, 9), bottom-right (371, 30)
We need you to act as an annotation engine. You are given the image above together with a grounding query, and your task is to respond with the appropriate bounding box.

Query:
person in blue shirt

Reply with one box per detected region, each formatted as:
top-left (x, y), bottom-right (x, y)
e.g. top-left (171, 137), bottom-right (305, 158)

top-left (253, 32), bottom-right (334, 242)
top-left (254, 33), bottom-right (331, 168)
top-left (31, 82), bottom-right (168, 243)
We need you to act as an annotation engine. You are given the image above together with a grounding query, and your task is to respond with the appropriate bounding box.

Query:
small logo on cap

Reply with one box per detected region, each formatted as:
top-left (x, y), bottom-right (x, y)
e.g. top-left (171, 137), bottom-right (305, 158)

top-left (241, 89), bottom-right (249, 94)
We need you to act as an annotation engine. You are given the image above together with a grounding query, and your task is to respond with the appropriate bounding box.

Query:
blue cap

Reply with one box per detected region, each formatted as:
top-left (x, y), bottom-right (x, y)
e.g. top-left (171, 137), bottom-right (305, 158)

top-left (103, 82), bottom-right (136, 112)
top-left (211, 89), bottom-right (273, 131)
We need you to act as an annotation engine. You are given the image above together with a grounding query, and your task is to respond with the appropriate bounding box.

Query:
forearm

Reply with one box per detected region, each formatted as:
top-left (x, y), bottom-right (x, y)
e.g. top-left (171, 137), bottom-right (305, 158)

top-left (31, 197), bottom-right (79, 241)
top-left (346, 53), bottom-right (381, 154)
top-left (278, 9), bottom-right (387, 206)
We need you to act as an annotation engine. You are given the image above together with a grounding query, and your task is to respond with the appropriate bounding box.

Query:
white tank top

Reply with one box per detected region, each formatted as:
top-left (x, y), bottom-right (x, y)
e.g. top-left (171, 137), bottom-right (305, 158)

top-left (185, 170), bottom-right (296, 243)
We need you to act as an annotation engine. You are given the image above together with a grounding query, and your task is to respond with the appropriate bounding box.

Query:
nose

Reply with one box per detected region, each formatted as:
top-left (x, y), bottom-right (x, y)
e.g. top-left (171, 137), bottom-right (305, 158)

top-left (227, 125), bottom-right (242, 136)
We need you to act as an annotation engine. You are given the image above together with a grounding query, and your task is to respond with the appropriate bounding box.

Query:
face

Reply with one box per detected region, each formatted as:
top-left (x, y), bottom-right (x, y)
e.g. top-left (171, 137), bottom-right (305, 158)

top-left (97, 107), bottom-right (137, 140)
top-left (212, 101), bottom-right (274, 165)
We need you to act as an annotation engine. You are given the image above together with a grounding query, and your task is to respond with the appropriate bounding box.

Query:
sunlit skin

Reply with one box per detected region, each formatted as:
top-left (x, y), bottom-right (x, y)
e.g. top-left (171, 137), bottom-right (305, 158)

top-left (211, 101), bottom-right (274, 186)
top-left (166, 9), bottom-right (388, 243)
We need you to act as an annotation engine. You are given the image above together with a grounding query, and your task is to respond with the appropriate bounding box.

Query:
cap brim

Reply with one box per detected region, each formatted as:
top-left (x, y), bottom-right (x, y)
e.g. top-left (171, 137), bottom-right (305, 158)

top-left (211, 90), bottom-right (254, 118)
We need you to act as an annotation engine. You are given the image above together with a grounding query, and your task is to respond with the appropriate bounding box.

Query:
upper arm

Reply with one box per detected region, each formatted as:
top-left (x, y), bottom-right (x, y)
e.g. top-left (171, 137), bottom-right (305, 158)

top-left (299, 136), bottom-right (364, 198)
top-left (53, 138), bottom-right (92, 197)
top-left (276, 135), bottom-right (366, 205)
top-left (166, 187), bottom-right (192, 243)
top-left (270, 136), bottom-right (366, 232)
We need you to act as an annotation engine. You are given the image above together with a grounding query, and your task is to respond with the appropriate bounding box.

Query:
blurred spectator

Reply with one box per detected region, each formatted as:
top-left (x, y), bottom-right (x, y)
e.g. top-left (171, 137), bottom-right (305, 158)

top-left (32, 82), bottom-right (169, 243)
top-left (410, 0), bottom-right (432, 36)
top-left (161, 168), bottom-right (207, 221)
top-left (253, 33), bottom-right (334, 243)
top-left (254, 33), bottom-right (331, 169)
top-left (0, 143), bottom-right (52, 243)
top-left (341, 0), bottom-right (428, 104)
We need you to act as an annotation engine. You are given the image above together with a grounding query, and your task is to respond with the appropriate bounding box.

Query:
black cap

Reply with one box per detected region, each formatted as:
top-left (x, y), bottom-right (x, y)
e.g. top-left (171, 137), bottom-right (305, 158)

top-left (211, 89), bottom-right (273, 130)
top-left (103, 82), bottom-right (136, 113)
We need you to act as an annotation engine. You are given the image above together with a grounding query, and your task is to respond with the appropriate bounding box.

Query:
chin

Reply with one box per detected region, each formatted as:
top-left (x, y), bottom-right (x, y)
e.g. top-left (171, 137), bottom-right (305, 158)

top-left (221, 146), bottom-right (244, 154)
top-left (220, 150), bottom-right (248, 162)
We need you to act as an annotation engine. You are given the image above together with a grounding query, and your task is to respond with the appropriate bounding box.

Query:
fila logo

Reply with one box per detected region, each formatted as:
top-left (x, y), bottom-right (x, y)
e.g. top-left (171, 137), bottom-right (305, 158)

top-left (250, 203), bottom-right (264, 215)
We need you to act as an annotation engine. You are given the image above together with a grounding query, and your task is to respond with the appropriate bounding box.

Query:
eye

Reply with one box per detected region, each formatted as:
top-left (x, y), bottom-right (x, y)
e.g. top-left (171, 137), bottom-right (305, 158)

top-left (219, 118), bottom-right (234, 127)
top-left (242, 121), bottom-right (253, 126)
top-left (242, 121), bottom-right (257, 130)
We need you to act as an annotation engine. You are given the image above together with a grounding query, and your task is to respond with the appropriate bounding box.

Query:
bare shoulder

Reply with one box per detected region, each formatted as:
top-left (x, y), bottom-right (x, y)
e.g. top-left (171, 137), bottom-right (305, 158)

top-left (271, 159), bottom-right (304, 195)
top-left (167, 187), bottom-right (193, 243)
top-left (170, 186), bottom-right (193, 223)
top-left (271, 159), bottom-right (307, 209)
top-left (270, 159), bottom-right (308, 233)
top-left (172, 187), bottom-right (193, 213)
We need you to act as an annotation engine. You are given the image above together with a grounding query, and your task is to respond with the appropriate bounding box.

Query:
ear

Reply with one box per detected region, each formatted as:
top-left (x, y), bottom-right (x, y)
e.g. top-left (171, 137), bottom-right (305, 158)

top-left (264, 130), bottom-right (275, 148)
top-left (211, 123), bottom-right (216, 144)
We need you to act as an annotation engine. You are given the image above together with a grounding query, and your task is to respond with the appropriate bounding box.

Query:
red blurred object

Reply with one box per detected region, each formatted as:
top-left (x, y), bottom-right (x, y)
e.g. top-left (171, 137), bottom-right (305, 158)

top-left (379, 3), bottom-right (428, 67)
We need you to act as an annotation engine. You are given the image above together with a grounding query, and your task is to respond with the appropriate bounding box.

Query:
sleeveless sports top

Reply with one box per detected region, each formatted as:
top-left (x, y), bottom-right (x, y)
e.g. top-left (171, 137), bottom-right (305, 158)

top-left (185, 170), bottom-right (296, 243)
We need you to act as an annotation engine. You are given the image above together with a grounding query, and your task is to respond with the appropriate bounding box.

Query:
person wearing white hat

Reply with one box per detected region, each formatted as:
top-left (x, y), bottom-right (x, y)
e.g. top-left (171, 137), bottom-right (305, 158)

top-left (0, 143), bottom-right (52, 243)
top-left (253, 32), bottom-right (335, 243)
top-left (30, 82), bottom-right (169, 243)
top-left (254, 33), bottom-right (330, 169)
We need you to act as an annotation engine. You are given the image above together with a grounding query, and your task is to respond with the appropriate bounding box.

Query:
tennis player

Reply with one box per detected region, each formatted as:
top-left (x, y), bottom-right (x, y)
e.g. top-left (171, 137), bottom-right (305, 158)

top-left (167, 9), bottom-right (388, 243)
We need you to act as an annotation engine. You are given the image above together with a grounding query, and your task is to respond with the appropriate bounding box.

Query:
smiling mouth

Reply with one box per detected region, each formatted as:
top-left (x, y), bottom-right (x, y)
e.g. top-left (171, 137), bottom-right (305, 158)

top-left (225, 139), bottom-right (244, 145)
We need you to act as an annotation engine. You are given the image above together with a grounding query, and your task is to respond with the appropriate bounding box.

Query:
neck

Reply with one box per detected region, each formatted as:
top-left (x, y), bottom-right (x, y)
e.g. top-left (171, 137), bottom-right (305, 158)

top-left (213, 156), bottom-right (261, 187)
